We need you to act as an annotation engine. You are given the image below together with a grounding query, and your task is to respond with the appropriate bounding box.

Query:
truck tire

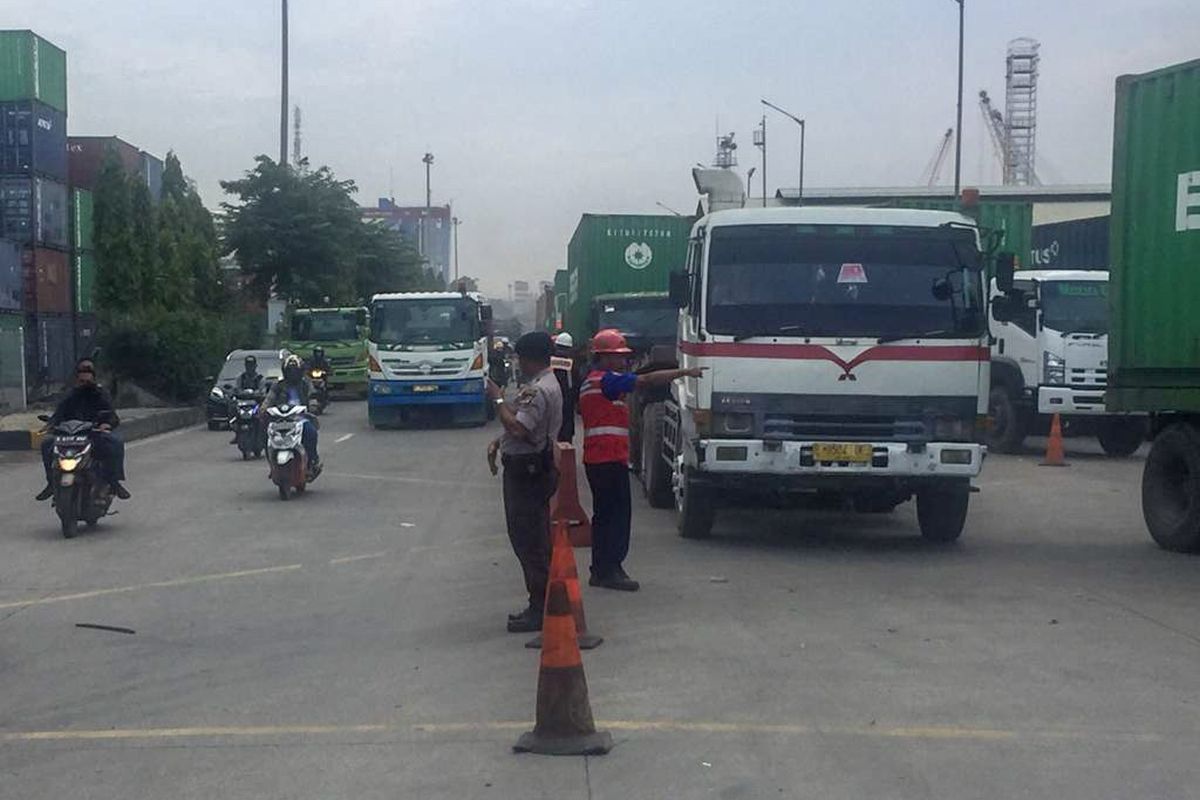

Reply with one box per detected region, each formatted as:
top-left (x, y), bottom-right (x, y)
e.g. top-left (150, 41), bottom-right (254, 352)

top-left (676, 468), bottom-right (714, 540)
top-left (1098, 417), bottom-right (1146, 458)
top-left (1142, 423), bottom-right (1200, 552)
top-left (915, 481), bottom-right (969, 543)
top-left (641, 403), bottom-right (673, 508)
top-left (986, 385), bottom-right (1027, 454)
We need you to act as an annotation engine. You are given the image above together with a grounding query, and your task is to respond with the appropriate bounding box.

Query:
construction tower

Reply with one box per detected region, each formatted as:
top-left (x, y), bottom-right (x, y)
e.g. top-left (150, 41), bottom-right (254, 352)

top-left (1004, 37), bottom-right (1040, 185)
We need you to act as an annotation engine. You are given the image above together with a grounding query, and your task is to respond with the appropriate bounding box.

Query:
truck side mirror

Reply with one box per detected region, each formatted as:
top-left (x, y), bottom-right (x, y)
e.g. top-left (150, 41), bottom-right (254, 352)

top-left (994, 252), bottom-right (1016, 294)
top-left (480, 304), bottom-right (493, 322)
top-left (668, 271), bottom-right (689, 308)
top-left (991, 295), bottom-right (1014, 323)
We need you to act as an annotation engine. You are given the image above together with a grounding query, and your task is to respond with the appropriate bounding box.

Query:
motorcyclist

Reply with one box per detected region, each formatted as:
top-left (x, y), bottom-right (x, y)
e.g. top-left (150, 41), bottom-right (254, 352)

top-left (36, 358), bottom-right (130, 501)
top-left (308, 346), bottom-right (330, 374)
top-left (230, 355), bottom-right (266, 444)
top-left (262, 354), bottom-right (320, 468)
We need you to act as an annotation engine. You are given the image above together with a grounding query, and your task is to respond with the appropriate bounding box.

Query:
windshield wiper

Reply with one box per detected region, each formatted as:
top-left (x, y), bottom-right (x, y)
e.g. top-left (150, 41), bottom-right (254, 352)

top-left (876, 330), bottom-right (951, 344)
top-left (733, 325), bottom-right (809, 342)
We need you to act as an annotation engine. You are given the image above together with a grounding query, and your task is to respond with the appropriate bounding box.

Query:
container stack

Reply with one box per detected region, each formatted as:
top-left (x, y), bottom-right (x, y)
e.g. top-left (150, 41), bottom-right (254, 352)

top-left (0, 30), bottom-right (73, 390)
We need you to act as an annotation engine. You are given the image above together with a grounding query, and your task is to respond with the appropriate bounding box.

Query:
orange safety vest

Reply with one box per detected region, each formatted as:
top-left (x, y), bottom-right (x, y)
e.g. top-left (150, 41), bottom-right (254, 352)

top-left (578, 369), bottom-right (629, 465)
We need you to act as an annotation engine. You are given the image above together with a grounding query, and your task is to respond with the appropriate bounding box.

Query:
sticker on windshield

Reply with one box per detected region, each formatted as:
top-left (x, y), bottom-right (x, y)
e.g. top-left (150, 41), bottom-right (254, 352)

top-left (837, 263), bottom-right (867, 284)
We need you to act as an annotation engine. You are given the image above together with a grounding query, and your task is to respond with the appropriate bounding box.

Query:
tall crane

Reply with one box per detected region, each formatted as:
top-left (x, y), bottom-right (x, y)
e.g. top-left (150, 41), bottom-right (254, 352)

top-left (978, 90), bottom-right (1009, 178)
top-left (919, 128), bottom-right (955, 187)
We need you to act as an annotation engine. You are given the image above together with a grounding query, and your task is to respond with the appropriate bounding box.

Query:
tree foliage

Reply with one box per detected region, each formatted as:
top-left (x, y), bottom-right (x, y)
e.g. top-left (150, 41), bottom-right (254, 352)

top-left (221, 156), bottom-right (441, 306)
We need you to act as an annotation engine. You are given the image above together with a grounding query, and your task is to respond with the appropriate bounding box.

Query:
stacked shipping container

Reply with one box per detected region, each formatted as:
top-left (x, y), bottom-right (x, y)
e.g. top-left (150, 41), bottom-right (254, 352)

top-left (0, 30), bottom-right (73, 389)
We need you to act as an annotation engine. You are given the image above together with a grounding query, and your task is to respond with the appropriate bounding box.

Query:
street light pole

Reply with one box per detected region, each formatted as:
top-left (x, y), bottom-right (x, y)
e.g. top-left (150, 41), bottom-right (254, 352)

top-left (753, 116), bottom-right (767, 207)
top-left (953, 0), bottom-right (965, 197)
top-left (451, 216), bottom-right (461, 282)
top-left (762, 99), bottom-right (806, 205)
top-left (280, 0), bottom-right (289, 166)
top-left (420, 152), bottom-right (434, 262)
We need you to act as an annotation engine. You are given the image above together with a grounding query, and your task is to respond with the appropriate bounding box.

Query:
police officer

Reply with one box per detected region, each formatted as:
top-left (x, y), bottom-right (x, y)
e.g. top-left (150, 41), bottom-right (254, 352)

top-left (485, 332), bottom-right (563, 632)
top-left (551, 332), bottom-right (579, 442)
top-left (579, 329), bottom-right (703, 591)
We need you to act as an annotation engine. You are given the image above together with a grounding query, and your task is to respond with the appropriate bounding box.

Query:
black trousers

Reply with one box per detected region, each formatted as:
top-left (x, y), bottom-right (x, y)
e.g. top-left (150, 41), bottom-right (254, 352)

top-left (502, 464), bottom-right (557, 610)
top-left (585, 461), bottom-right (632, 578)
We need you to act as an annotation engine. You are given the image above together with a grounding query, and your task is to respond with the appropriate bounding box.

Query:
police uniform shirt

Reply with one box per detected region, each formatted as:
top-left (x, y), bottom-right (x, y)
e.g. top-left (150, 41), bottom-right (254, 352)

top-left (500, 367), bottom-right (563, 456)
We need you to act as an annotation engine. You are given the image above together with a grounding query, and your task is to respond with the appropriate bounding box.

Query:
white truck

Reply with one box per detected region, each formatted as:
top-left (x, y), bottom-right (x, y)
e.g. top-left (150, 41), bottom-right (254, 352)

top-left (986, 269), bottom-right (1145, 456)
top-left (659, 207), bottom-right (1005, 542)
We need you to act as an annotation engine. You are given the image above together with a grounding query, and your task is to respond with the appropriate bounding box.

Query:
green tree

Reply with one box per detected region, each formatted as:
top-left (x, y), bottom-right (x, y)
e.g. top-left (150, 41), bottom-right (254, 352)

top-left (93, 152), bottom-right (138, 313)
top-left (161, 152), bottom-right (225, 311)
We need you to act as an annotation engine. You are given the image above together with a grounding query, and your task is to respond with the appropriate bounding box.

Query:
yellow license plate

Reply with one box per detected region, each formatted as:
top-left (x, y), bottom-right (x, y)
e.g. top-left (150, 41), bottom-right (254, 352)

top-left (412, 384), bottom-right (438, 393)
top-left (812, 442), bottom-right (873, 463)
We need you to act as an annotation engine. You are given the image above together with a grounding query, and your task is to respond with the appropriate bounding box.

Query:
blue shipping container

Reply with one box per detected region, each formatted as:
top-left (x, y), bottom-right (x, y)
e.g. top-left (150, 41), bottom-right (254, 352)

top-left (1029, 216), bottom-right (1110, 270)
top-left (0, 175), bottom-right (68, 249)
top-left (0, 100), bottom-right (67, 180)
top-left (0, 237), bottom-right (18, 310)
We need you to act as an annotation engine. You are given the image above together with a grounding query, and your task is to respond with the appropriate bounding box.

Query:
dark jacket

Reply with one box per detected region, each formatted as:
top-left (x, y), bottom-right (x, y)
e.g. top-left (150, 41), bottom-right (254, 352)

top-left (236, 371), bottom-right (265, 392)
top-left (265, 377), bottom-right (313, 408)
top-left (48, 384), bottom-right (120, 428)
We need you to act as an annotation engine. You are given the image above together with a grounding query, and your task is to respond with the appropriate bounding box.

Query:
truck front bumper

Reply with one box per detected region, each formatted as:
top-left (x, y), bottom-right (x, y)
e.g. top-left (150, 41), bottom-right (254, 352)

top-left (692, 439), bottom-right (984, 480)
top-left (1038, 386), bottom-right (1107, 416)
top-left (329, 366), bottom-right (368, 391)
top-left (368, 378), bottom-right (485, 407)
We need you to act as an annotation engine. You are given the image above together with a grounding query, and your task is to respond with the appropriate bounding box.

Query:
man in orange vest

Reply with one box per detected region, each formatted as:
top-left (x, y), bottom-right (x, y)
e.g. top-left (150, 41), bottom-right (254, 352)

top-left (579, 328), bottom-right (704, 591)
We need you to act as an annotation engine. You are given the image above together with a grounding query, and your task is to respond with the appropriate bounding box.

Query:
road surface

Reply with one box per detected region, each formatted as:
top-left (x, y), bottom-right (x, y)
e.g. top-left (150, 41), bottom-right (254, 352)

top-left (1, 403), bottom-right (1197, 799)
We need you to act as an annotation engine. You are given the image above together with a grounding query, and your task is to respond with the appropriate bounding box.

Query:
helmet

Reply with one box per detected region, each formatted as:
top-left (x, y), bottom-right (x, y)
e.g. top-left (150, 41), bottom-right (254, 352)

top-left (590, 328), bottom-right (632, 355)
top-left (244, 355), bottom-right (257, 371)
top-left (312, 346), bottom-right (325, 359)
top-left (554, 332), bottom-right (574, 349)
top-left (283, 354), bottom-right (303, 381)
top-left (515, 331), bottom-right (553, 361)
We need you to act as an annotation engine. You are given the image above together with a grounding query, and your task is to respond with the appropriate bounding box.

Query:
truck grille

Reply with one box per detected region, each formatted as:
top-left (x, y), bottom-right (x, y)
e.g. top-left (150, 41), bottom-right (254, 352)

top-left (1069, 368), bottom-right (1106, 388)
top-left (763, 414), bottom-right (928, 442)
top-left (329, 356), bottom-right (357, 367)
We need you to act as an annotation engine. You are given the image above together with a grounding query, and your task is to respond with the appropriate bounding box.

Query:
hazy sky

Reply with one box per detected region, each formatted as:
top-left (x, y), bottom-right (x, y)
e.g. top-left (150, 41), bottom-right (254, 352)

top-left (9, 1), bottom-right (1198, 295)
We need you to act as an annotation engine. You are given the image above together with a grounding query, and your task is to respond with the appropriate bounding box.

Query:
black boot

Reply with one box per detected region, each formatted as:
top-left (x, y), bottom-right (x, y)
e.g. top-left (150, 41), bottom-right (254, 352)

top-left (112, 482), bottom-right (131, 500)
top-left (506, 606), bottom-right (543, 633)
top-left (35, 482), bottom-right (54, 501)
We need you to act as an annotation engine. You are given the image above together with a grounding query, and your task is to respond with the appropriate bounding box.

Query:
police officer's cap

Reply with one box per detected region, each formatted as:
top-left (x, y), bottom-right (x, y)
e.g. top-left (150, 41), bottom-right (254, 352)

top-left (514, 331), bottom-right (553, 360)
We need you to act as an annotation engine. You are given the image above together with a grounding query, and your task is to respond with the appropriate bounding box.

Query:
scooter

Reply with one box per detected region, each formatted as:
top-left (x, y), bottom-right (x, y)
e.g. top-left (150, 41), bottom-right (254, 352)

top-left (265, 404), bottom-right (320, 500)
top-left (308, 367), bottom-right (329, 415)
top-left (230, 390), bottom-right (265, 460)
top-left (39, 415), bottom-right (115, 538)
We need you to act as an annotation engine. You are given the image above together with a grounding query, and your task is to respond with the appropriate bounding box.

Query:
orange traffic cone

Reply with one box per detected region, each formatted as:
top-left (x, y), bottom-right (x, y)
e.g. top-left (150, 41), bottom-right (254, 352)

top-left (550, 442), bottom-right (592, 548)
top-left (513, 581), bottom-right (613, 756)
top-left (1041, 412), bottom-right (1068, 467)
top-left (527, 522), bottom-right (603, 650)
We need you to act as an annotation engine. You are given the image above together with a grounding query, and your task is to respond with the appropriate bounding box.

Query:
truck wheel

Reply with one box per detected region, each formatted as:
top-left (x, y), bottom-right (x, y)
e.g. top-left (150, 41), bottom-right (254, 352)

top-left (916, 481), bottom-right (969, 543)
top-left (676, 468), bottom-right (714, 539)
top-left (641, 404), bottom-right (673, 508)
top-left (986, 385), bottom-right (1027, 454)
top-left (1098, 417), bottom-right (1146, 458)
top-left (1142, 423), bottom-right (1200, 552)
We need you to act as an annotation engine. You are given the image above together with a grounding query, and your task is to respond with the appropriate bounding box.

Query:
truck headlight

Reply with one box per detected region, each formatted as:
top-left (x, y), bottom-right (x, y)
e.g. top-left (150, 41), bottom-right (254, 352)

top-left (373, 383), bottom-right (393, 395)
top-left (933, 417), bottom-right (974, 441)
top-left (1043, 351), bottom-right (1066, 385)
top-left (713, 412), bottom-right (754, 436)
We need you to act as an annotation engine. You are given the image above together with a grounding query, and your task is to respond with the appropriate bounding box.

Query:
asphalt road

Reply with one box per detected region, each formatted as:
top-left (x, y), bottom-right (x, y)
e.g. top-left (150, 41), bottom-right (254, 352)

top-left (1, 403), bottom-right (1197, 799)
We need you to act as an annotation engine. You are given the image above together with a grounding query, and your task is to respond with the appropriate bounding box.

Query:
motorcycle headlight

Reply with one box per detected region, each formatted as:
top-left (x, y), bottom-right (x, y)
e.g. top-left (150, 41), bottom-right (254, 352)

top-left (1043, 351), bottom-right (1066, 385)
top-left (58, 457), bottom-right (81, 472)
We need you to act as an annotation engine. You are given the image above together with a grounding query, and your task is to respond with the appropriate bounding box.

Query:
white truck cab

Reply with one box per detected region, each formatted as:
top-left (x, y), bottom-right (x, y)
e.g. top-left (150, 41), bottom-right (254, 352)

top-left (987, 269), bottom-right (1145, 456)
top-left (661, 207), bottom-right (998, 543)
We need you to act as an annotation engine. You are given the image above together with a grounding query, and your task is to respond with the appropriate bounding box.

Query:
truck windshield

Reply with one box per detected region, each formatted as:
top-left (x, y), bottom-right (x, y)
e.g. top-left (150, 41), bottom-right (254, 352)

top-left (291, 312), bottom-right (359, 341)
top-left (705, 226), bottom-right (984, 340)
top-left (1040, 281), bottom-right (1108, 334)
top-left (597, 302), bottom-right (677, 341)
top-left (371, 299), bottom-right (479, 346)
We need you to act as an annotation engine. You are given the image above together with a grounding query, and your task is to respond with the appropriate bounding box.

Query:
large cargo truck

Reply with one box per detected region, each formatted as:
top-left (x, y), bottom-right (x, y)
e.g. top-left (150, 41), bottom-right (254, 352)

top-left (1105, 58), bottom-right (1200, 551)
top-left (660, 206), bottom-right (1011, 542)
top-left (280, 307), bottom-right (369, 396)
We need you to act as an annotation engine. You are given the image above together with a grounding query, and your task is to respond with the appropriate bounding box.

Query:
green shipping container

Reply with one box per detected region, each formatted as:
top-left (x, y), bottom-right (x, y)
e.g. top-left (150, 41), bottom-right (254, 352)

top-left (70, 188), bottom-right (93, 251)
top-left (1108, 58), bottom-right (1200, 412)
top-left (887, 198), bottom-right (1033, 266)
top-left (74, 249), bottom-right (96, 313)
top-left (565, 214), bottom-right (694, 345)
top-left (0, 31), bottom-right (68, 113)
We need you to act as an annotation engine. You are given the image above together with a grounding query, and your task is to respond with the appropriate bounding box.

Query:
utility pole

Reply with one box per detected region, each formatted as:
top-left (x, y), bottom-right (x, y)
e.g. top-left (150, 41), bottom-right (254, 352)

top-left (280, 0), bottom-right (289, 166)
top-left (753, 116), bottom-right (767, 207)
top-left (953, 0), bottom-right (965, 196)
top-left (420, 152), bottom-right (434, 262)
top-left (451, 216), bottom-right (461, 282)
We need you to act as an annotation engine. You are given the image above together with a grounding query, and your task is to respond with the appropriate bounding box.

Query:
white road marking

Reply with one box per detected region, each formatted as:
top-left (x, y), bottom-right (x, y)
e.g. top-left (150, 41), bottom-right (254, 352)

top-left (328, 551), bottom-right (387, 565)
top-left (126, 425), bottom-right (204, 449)
top-left (334, 433), bottom-right (355, 443)
top-left (324, 470), bottom-right (491, 490)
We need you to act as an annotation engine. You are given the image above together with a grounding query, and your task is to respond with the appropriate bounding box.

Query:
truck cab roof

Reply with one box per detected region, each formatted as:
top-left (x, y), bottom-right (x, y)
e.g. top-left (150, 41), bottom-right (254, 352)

top-left (371, 291), bottom-right (487, 303)
top-left (696, 206), bottom-right (977, 232)
top-left (1011, 269), bottom-right (1109, 282)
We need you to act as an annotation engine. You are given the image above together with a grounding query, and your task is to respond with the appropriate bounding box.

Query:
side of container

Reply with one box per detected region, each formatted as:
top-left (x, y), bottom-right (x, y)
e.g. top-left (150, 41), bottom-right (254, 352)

top-left (21, 246), bottom-right (70, 312)
top-left (1108, 58), bottom-right (1200, 412)
top-left (0, 31), bottom-right (68, 113)
top-left (0, 100), bottom-right (67, 180)
top-left (73, 249), bottom-right (95, 313)
top-left (1030, 216), bottom-right (1110, 269)
top-left (0, 237), bottom-right (19, 311)
top-left (70, 187), bottom-right (93, 250)
top-left (67, 136), bottom-right (141, 191)
top-left (29, 312), bottom-right (74, 387)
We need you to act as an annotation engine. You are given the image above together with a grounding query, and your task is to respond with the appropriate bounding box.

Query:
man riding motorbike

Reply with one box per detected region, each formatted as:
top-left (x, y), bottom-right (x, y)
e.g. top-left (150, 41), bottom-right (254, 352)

top-left (230, 355), bottom-right (266, 444)
top-left (309, 347), bottom-right (330, 374)
top-left (36, 358), bottom-right (130, 501)
top-left (262, 354), bottom-right (320, 469)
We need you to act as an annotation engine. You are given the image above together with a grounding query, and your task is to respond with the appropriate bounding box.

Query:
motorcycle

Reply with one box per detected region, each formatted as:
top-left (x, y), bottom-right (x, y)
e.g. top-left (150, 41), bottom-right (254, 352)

top-left (39, 415), bottom-right (115, 538)
top-left (230, 389), bottom-right (265, 460)
top-left (308, 367), bottom-right (329, 415)
top-left (265, 404), bottom-right (320, 500)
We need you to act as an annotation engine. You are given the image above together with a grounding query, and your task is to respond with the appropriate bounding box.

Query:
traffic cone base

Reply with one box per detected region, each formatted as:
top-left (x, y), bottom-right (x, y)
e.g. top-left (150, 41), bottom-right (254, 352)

top-left (514, 583), bottom-right (611, 756)
top-left (525, 632), bottom-right (604, 650)
top-left (1041, 412), bottom-right (1069, 467)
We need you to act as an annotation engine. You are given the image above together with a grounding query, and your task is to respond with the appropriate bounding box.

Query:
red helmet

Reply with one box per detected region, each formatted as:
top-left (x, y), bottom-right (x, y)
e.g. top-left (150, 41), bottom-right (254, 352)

top-left (591, 328), bottom-right (632, 355)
